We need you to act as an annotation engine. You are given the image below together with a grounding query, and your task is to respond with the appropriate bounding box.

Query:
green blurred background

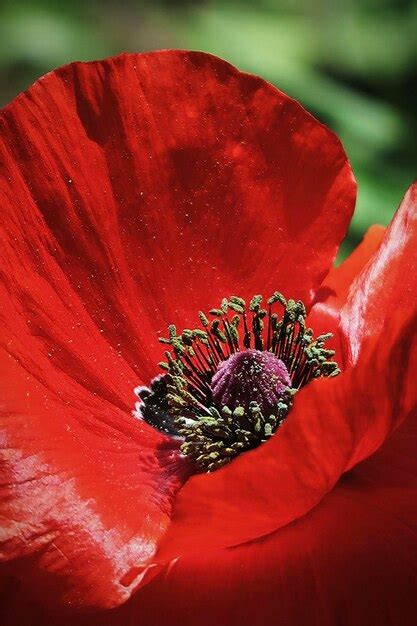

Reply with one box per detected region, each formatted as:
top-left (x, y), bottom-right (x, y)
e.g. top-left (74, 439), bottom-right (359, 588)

top-left (1, 0), bottom-right (416, 257)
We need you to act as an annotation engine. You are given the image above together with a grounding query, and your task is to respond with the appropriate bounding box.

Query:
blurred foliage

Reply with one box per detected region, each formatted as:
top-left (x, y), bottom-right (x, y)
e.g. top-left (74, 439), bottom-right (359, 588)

top-left (0, 0), bottom-right (416, 258)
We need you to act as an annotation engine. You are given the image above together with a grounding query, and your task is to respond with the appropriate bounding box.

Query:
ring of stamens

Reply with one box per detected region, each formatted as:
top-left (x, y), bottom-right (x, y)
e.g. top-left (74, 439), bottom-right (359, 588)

top-left (137, 293), bottom-right (339, 472)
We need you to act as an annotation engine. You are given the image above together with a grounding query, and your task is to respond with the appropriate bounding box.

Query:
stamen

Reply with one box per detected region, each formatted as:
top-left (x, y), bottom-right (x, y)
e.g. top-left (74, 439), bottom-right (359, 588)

top-left (137, 292), bottom-right (340, 472)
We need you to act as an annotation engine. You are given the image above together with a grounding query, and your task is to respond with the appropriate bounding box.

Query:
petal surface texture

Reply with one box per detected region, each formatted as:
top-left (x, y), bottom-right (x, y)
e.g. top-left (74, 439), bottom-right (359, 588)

top-left (0, 349), bottom-right (187, 609)
top-left (342, 182), bottom-right (417, 363)
top-left (2, 390), bottom-right (417, 626)
top-left (123, 405), bottom-right (417, 626)
top-left (0, 50), bottom-right (355, 379)
top-left (0, 49), bottom-right (354, 609)
top-left (308, 224), bottom-right (385, 365)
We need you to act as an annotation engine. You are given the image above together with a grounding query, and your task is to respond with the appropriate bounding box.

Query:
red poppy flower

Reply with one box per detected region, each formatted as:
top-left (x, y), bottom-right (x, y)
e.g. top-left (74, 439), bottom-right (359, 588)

top-left (1, 50), bottom-right (416, 626)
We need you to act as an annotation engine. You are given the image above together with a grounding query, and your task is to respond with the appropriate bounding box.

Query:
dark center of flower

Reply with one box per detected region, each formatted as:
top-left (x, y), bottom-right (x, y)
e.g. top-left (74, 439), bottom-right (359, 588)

top-left (211, 349), bottom-right (291, 414)
top-left (134, 293), bottom-right (339, 472)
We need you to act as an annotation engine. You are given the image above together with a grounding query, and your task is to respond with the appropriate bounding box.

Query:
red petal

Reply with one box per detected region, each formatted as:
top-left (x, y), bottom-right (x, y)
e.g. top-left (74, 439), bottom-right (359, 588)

top-left (0, 349), bottom-right (188, 609)
top-left (307, 224), bottom-right (385, 365)
top-left (2, 401), bottom-right (417, 625)
top-left (0, 51), bottom-right (355, 381)
top-left (126, 407), bottom-right (417, 626)
top-left (156, 308), bottom-right (417, 562)
top-left (342, 182), bottom-right (417, 363)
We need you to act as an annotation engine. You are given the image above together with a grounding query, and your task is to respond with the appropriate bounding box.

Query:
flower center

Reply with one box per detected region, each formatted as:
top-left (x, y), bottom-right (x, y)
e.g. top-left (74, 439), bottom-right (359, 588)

top-left (134, 293), bottom-right (339, 472)
top-left (211, 349), bottom-right (291, 414)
